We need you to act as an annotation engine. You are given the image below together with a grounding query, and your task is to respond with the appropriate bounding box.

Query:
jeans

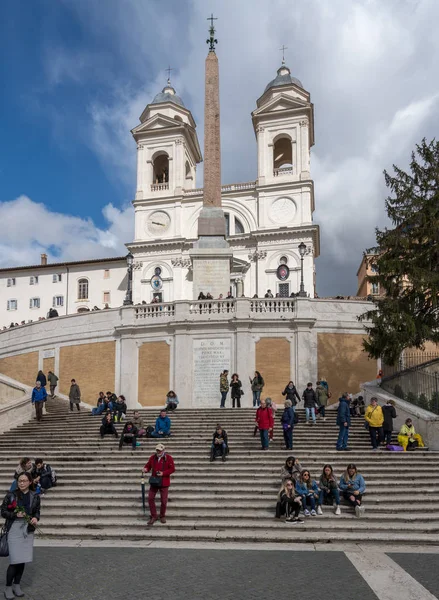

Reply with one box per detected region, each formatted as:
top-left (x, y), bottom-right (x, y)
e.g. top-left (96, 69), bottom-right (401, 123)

top-left (220, 391), bottom-right (227, 408)
top-left (211, 442), bottom-right (227, 458)
top-left (319, 406), bottom-right (326, 418)
top-left (259, 428), bottom-right (269, 449)
top-left (148, 485), bottom-right (169, 519)
top-left (151, 431), bottom-right (168, 438)
top-left (336, 425), bottom-right (349, 449)
top-left (383, 429), bottom-right (392, 445)
top-left (283, 427), bottom-right (293, 450)
top-left (253, 390), bottom-right (261, 407)
top-left (319, 488), bottom-right (340, 506)
top-left (305, 407), bottom-right (316, 423)
top-left (301, 494), bottom-right (316, 511)
top-left (92, 405), bottom-right (105, 416)
top-left (369, 426), bottom-right (383, 448)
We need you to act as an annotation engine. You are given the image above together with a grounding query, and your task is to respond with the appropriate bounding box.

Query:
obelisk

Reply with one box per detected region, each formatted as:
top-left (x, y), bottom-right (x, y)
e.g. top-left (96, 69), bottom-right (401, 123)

top-left (190, 16), bottom-right (232, 299)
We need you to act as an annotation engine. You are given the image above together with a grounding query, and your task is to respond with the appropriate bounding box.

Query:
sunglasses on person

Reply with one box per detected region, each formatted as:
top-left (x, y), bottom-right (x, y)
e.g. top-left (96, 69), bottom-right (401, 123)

top-left (303, 473), bottom-right (310, 478)
top-left (286, 483), bottom-right (293, 487)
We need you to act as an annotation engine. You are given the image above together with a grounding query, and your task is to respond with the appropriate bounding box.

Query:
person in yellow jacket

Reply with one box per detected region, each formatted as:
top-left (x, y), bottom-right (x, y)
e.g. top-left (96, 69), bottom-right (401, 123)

top-left (398, 418), bottom-right (425, 451)
top-left (364, 397), bottom-right (384, 451)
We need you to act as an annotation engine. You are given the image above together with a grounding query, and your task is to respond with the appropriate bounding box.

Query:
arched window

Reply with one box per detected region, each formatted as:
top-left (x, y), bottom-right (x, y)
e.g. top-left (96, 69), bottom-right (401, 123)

top-left (78, 278), bottom-right (89, 300)
top-left (153, 153), bottom-right (169, 184)
top-left (273, 136), bottom-right (292, 170)
top-left (235, 218), bottom-right (245, 234)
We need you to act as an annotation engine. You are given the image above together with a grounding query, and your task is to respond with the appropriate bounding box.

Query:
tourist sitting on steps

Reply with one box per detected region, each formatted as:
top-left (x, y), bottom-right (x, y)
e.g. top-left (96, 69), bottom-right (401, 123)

top-left (151, 409), bottom-right (171, 438)
top-left (119, 421), bottom-right (138, 451)
top-left (165, 391), bottom-right (179, 412)
top-left (132, 410), bottom-right (146, 437)
top-left (319, 464), bottom-right (341, 515)
top-left (113, 395), bottom-right (127, 423)
top-left (105, 391), bottom-right (117, 412)
top-left (210, 424), bottom-right (229, 462)
top-left (31, 458), bottom-right (56, 493)
top-left (280, 456), bottom-right (303, 483)
top-left (397, 418), bottom-right (425, 451)
top-left (280, 400), bottom-right (295, 450)
top-left (275, 479), bottom-right (304, 524)
top-left (295, 470), bottom-right (322, 516)
top-left (339, 464), bottom-right (366, 517)
top-left (10, 458), bottom-right (35, 492)
top-left (100, 412), bottom-right (118, 439)
top-left (92, 397), bottom-right (106, 416)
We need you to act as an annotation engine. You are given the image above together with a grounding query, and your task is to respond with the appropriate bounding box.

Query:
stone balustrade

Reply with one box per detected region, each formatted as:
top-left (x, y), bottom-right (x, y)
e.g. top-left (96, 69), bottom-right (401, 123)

top-left (273, 166), bottom-right (293, 177)
top-left (182, 181), bottom-right (256, 197)
top-left (150, 182), bottom-right (169, 192)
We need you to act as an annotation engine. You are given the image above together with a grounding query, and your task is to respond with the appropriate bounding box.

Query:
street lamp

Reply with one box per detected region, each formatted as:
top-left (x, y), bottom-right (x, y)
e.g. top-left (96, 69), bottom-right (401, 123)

top-left (123, 252), bottom-right (134, 306)
top-left (298, 242), bottom-right (307, 297)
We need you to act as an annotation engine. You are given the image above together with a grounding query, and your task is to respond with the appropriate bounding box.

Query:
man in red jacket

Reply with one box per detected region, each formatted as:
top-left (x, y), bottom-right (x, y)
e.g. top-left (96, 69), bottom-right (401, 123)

top-left (143, 443), bottom-right (175, 525)
top-left (255, 397), bottom-right (274, 450)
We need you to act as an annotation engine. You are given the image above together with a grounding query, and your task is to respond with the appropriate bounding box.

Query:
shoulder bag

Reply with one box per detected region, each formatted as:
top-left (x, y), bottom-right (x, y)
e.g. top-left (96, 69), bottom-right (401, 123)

top-left (149, 455), bottom-right (167, 487)
top-left (0, 526), bottom-right (9, 557)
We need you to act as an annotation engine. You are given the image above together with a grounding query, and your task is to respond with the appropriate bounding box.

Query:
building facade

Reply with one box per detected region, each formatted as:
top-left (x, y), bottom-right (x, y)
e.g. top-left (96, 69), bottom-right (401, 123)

top-left (356, 253), bottom-right (381, 297)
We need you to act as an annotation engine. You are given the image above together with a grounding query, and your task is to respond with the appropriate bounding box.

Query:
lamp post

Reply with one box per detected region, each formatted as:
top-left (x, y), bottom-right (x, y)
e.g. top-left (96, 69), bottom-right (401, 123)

top-left (298, 242), bottom-right (307, 297)
top-left (123, 252), bottom-right (134, 306)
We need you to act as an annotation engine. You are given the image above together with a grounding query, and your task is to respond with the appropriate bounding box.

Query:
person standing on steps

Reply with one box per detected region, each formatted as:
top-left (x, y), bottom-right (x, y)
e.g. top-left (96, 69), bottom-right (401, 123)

top-left (143, 443), bottom-right (175, 526)
top-left (364, 397), bottom-right (384, 451)
top-left (339, 464), bottom-right (366, 517)
top-left (281, 400), bottom-right (295, 450)
top-left (1, 472), bottom-right (41, 600)
top-left (319, 464), bottom-right (341, 515)
top-left (68, 379), bottom-right (81, 412)
top-left (35, 370), bottom-right (46, 388)
top-left (229, 373), bottom-right (243, 408)
top-left (382, 399), bottom-right (397, 446)
top-left (210, 424), bottom-right (228, 462)
top-left (31, 381), bottom-right (47, 423)
top-left (255, 398), bottom-right (273, 450)
top-left (281, 381), bottom-right (300, 416)
top-left (316, 381), bottom-right (329, 421)
top-left (336, 393), bottom-right (351, 451)
top-left (219, 370), bottom-right (229, 408)
top-left (265, 398), bottom-right (277, 441)
top-left (250, 371), bottom-right (265, 407)
top-left (302, 382), bottom-right (317, 424)
top-left (47, 371), bottom-right (58, 398)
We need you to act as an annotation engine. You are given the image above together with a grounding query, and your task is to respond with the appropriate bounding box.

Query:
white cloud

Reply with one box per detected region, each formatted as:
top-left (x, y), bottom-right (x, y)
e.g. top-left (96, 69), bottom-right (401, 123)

top-left (0, 196), bottom-right (134, 267)
top-left (35, 0), bottom-right (439, 294)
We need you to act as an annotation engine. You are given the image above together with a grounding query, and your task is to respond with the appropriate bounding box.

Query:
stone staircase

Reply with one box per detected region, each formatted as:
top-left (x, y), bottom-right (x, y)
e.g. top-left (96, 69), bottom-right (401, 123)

top-left (1, 397), bottom-right (438, 545)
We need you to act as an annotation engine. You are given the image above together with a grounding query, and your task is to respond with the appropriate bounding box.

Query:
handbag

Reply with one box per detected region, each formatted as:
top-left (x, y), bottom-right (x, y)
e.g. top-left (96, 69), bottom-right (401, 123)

top-left (0, 526), bottom-right (9, 558)
top-left (149, 475), bottom-right (163, 487)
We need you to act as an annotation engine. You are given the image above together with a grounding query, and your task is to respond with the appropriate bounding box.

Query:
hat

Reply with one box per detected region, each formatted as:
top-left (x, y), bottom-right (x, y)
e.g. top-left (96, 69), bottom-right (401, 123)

top-left (155, 443), bottom-right (165, 451)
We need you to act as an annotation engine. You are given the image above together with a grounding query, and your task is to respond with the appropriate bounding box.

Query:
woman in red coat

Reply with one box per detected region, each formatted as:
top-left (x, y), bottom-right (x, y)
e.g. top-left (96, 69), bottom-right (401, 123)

top-left (143, 443), bottom-right (175, 525)
top-left (255, 397), bottom-right (274, 450)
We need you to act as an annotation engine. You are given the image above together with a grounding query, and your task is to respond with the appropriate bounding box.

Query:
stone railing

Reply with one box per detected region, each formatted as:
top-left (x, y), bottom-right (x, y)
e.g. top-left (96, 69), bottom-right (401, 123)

top-left (250, 299), bottom-right (295, 313)
top-left (150, 183), bottom-right (169, 192)
top-left (189, 300), bottom-right (236, 315)
top-left (135, 303), bottom-right (175, 319)
top-left (273, 166), bottom-right (293, 177)
top-left (183, 181), bottom-right (256, 197)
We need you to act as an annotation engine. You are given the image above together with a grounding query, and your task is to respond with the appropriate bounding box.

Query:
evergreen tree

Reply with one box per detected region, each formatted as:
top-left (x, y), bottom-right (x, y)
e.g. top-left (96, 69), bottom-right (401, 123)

top-left (360, 138), bottom-right (439, 365)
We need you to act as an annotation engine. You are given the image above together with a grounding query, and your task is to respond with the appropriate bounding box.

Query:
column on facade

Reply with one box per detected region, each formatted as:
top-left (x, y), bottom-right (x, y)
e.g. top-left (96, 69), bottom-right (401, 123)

top-left (118, 337), bottom-right (140, 408)
top-left (300, 120), bottom-right (310, 178)
top-left (294, 319), bottom-right (317, 392)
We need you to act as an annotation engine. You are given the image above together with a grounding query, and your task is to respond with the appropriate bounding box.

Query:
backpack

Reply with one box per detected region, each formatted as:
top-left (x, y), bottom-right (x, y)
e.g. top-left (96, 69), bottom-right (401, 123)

top-left (386, 445), bottom-right (404, 452)
top-left (145, 426), bottom-right (154, 438)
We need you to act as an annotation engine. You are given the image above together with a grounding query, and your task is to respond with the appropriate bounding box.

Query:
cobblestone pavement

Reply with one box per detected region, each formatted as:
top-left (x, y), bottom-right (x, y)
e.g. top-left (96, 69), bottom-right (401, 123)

top-left (0, 547), bottom-right (379, 600)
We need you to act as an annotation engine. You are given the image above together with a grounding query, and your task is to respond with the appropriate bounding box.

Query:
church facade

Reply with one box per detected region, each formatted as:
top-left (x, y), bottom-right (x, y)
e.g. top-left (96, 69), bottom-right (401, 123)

top-left (129, 63), bottom-right (319, 303)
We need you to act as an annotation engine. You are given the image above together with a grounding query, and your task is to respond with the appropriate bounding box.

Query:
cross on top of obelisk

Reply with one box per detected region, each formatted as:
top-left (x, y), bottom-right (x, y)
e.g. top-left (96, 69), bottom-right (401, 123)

top-left (279, 44), bottom-right (288, 65)
top-left (207, 13), bottom-right (218, 52)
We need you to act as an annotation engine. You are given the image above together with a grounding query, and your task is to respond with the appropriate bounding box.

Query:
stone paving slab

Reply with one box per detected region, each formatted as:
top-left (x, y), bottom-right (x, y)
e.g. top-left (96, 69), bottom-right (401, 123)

top-left (388, 553), bottom-right (439, 598)
top-left (0, 547), bottom-right (378, 600)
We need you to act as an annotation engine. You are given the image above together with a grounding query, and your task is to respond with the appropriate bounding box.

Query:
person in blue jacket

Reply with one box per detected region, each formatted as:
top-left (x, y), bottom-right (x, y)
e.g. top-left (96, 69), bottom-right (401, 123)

top-left (151, 409), bottom-right (171, 438)
top-left (339, 463), bottom-right (366, 517)
top-left (31, 381), bottom-right (47, 422)
top-left (336, 393), bottom-right (352, 451)
top-left (295, 470), bottom-right (322, 517)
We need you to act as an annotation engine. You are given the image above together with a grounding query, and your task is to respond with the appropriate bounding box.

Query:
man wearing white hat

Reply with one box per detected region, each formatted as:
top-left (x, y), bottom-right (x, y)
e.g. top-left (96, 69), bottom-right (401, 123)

top-left (143, 443), bottom-right (175, 525)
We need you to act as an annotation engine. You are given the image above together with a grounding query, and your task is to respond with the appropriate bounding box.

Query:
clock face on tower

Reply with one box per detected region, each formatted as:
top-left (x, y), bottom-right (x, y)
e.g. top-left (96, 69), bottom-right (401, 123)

top-left (146, 211), bottom-right (171, 235)
top-left (269, 197), bottom-right (296, 224)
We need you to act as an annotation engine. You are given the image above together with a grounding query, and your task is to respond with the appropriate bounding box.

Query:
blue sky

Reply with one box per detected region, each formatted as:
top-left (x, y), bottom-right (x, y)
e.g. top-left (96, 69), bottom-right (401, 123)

top-left (1, 0), bottom-right (439, 294)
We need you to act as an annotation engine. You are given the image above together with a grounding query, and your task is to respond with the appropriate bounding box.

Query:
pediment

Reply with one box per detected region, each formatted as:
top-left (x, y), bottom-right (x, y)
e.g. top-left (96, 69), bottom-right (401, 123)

top-left (131, 113), bottom-right (182, 135)
top-left (253, 93), bottom-right (309, 117)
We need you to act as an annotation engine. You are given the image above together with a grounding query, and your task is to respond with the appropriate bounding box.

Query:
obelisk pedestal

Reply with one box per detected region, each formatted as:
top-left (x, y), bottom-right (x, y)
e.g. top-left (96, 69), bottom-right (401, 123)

top-left (190, 29), bottom-right (232, 300)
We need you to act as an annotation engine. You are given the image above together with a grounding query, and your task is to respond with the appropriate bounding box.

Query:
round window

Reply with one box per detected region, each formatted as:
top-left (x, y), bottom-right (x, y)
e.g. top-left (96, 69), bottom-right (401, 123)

top-left (279, 256), bottom-right (288, 265)
top-left (154, 267), bottom-right (162, 276)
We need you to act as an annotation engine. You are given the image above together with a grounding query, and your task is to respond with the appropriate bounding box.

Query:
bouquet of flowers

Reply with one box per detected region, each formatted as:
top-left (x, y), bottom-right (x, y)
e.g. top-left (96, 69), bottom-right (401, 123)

top-left (7, 499), bottom-right (43, 535)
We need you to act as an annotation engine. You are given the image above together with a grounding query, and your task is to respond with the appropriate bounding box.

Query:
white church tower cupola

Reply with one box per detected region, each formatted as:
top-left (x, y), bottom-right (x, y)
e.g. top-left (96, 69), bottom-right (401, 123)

top-left (252, 61), bottom-right (315, 186)
top-left (131, 76), bottom-right (202, 201)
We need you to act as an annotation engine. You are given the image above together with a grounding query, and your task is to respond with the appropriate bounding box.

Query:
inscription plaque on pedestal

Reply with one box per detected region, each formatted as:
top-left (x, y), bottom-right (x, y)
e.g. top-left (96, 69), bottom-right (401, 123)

top-left (193, 338), bottom-right (231, 406)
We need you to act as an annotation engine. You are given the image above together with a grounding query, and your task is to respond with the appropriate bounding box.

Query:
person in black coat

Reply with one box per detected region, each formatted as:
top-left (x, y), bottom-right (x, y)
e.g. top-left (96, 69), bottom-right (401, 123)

top-left (210, 425), bottom-right (228, 462)
top-left (100, 412), bottom-right (118, 439)
top-left (230, 374), bottom-right (243, 408)
top-left (281, 400), bottom-right (295, 450)
top-left (302, 383), bottom-right (317, 424)
top-left (119, 421), bottom-right (138, 450)
top-left (113, 395), bottom-right (127, 422)
top-left (282, 381), bottom-right (301, 406)
top-left (31, 459), bottom-right (56, 491)
top-left (382, 400), bottom-right (397, 445)
top-left (36, 370), bottom-right (47, 388)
